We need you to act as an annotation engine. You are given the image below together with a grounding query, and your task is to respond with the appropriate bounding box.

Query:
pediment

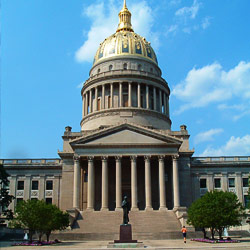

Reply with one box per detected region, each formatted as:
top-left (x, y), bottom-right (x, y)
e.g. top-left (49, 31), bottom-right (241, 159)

top-left (70, 124), bottom-right (182, 147)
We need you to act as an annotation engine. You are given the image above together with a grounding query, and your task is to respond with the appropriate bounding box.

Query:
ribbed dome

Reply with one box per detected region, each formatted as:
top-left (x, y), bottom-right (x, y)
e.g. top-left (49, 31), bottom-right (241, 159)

top-left (93, 0), bottom-right (158, 66)
top-left (93, 31), bottom-right (158, 66)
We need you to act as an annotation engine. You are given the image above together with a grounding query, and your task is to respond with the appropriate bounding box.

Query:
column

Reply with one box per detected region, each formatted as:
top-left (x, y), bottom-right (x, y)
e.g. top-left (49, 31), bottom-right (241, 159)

top-left (38, 175), bottom-right (45, 200)
top-left (82, 95), bottom-right (85, 117)
top-left (207, 173), bottom-right (213, 191)
top-left (137, 83), bottom-right (141, 108)
top-left (163, 92), bottom-right (167, 115)
top-left (236, 172), bottom-right (243, 203)
top-left (159, 89), bottom-right (162, 113)
top-left (102, 85), bottom-right (105, 109)
top-left (89, 89), bottom-right (93, 113)
top-left (110, 83), bottom-right (114, 108)
top-left (221, 172), bottom-right (227, 191)
top-left (53, 175), bottom-right (60, 207)
top-left (85, 92), bottom-right (88, 115)
top-left (131, 156), bottom-right (138, 211)
top-left (144, 156), bottom-right (152, 210)
top-left (173, 155), bottom-right (180, 208)
top-left (159, 156), bottom-right (167, 210)
top-left (24, 175), bottom-right (31, 200)
top-left (146, 85), bottom-right (149, 109)
top-left (87, 156), bottom-right (95, 210)
top-left (119, 82), bottom-right (123, 107)
top-left (9, 175), bottom-right (17, 212)
top-left (153, 87), bottom-right (157, 111)
top-left (128, 82), bottom-right (132, 107)
top-left (101, 157), bottom-right (108, 210)
top-left (167, 96), bottom-right (170, 117)
top-left (95, 87), bottom-right (98, 111)
top-left (73, 155), bottom-right (80, 208)
top-left (115, 156), bottom-right (122, 210)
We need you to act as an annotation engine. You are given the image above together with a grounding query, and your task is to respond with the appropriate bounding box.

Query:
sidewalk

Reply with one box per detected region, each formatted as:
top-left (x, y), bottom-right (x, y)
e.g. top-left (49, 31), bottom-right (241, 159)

top-left (1, 239), bottom-right (250, 250)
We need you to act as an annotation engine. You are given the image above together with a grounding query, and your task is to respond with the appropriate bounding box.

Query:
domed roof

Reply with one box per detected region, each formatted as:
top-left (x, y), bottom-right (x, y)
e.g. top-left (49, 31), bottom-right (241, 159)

top-left (93, 1), bottom-right (158, 66)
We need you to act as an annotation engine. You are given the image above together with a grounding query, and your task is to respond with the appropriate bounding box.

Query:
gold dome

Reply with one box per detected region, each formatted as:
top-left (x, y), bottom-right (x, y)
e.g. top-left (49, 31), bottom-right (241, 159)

top-left (93, 0), bottom-right (158, 66)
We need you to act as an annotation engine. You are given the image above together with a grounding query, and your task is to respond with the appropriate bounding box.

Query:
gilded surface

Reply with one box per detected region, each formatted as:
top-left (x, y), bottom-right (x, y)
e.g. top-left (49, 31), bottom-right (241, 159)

top-left (93, 1), bottom-right (158, 65)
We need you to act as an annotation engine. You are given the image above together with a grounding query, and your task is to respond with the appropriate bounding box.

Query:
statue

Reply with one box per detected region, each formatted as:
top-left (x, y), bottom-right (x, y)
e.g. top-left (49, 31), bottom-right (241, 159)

top-left (121, 196), bottom-right (130, 225)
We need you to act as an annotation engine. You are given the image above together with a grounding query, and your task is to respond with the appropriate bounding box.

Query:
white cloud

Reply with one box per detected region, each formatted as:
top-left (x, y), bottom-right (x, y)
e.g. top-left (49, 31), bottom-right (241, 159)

top-left (172, 61), bottom-right (250, 114)
top-left (202, 16), bottom-right (211, 29)
top-left (200, 135), bottom-right (250, 156)
top-left (166, 25), bottom-right (178, 35)
top-left (75, 0), bottom-right (159, 63)
top-left (175, 0), bottom-right (201, 19)
top-left (194, 128), bottom-right (224, 145)
top-left (77, 82), bottom-right (84, 89)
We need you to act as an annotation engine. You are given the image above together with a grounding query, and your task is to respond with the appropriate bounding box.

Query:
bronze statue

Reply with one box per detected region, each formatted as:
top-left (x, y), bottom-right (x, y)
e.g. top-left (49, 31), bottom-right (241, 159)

top-left (121, 196), bottom-right (130, 225)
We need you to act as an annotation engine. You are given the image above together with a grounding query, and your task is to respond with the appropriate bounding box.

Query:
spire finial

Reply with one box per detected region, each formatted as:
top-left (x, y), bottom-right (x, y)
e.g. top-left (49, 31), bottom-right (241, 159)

top-left (123, 0), bottom-right (127, 9)
top-left (117, 0), bottom-right (134, 32)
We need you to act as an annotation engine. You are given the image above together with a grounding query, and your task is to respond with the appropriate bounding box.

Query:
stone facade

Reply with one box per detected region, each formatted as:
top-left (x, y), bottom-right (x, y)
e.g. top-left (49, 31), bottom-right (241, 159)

top-left (1, 1), bottom-right (250, 235)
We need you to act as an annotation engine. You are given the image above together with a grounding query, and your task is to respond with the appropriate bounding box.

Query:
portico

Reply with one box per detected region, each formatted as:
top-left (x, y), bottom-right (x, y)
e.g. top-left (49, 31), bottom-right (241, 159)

top-left (70, 123), bottom-right (181, 212)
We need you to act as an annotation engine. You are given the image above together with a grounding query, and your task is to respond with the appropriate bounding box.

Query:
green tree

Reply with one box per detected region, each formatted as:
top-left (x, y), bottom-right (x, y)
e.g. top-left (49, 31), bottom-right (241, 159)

top-left (0, 164), bottom-right (15, 223)
top-left (10, 199), bottom-right (69, 242)
top-left (38, 203), bottom-right (69, 242)
top-left (187, 190), bottom-right (245, 239)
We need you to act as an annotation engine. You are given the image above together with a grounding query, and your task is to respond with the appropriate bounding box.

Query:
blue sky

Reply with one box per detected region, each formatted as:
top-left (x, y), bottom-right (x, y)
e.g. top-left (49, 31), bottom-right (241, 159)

top-left (1, 0), bottom-right (250, 158)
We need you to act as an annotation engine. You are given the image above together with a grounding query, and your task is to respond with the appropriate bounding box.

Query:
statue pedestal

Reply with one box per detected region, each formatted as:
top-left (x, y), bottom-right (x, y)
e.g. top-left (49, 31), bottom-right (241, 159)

top-left (114, 224), bottom-right (137, 243)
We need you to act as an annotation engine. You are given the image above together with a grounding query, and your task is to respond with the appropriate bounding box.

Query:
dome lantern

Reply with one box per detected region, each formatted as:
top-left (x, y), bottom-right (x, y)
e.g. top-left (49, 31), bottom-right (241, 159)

top-left (117, 0), bottom-right (134, 32)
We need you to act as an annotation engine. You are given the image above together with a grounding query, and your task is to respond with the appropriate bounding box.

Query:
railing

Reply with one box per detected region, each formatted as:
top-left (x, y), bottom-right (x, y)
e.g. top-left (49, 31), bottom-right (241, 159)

top-left (84, 69), bottom-right (164, 86)
top-left (0, 159), bottom-right (62, 164)
top-left (192, 156), bottom-right (250, 163)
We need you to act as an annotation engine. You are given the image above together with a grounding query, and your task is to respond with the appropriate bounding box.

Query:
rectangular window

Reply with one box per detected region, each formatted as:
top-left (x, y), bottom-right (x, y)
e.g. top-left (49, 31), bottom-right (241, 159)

top-left (17, 181), bottom-right (24, 190)
top-left (46, 180), bottom-right (53, 190)
top-left (46, 198), bottom-right (52, 204)
top-left (244, 195), bottom-right (250, 208)
top-left (243, 178), bottom-right (249, 187)
top-left (32, 180), bottom-right (39, 190)
top-left (228, 178), bottom-right (235, 188)
top-left (200, 178), bottom-right (207, 189)
top-left (16, 198), bottom-right (23, 205)
top-left (214, 178), bottom-right (221, 188)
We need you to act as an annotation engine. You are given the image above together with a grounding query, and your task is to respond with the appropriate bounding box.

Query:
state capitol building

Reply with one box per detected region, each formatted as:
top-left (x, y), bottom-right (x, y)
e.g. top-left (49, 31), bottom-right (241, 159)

top-left (2, 1), bottom-right (250, 239)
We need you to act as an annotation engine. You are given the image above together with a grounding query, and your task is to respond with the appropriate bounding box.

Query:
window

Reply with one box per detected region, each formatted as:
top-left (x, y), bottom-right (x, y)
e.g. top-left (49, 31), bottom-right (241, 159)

top-left (17, 181), bottom-right (24, 190)
top-left (46, 180), bottom-right (53, 190)
top-left (32, 180), bottom-right (39, 190)
top-left (109, 65), bottom-right (113, 71)
top-left (16, 198), bottom-right (23, 205)
top-left (244, 195), bottom-right (250, 208)
top-left (243, 178), bottom-right (249, 187)
top-left (46, 198), bottom-right (52, 204)
top-left (97, 68), bottom-right (101, 74)
top-left (200, 179), bottom-right (207, 189)
top-left (228, 178), bottom-right (235, 188)
top-left (123, 63), bottom-right (127, 70)
top-left (214, 178), bottom-right (221, 188)
top-left (138, 64), bottom-right (142, 71)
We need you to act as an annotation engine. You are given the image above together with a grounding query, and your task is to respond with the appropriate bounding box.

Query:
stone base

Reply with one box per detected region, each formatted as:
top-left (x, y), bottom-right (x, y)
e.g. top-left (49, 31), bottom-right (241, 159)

top-left (145, 207), bottom-right (153, 211)
top-left (159, 207), bottom-right (168, 211)
top-left (108, 242), bottom-right (144, 248)
top-left (114, 224), bottom-right (137, 243)
top-left (131, 207), bottom-right (139, 211)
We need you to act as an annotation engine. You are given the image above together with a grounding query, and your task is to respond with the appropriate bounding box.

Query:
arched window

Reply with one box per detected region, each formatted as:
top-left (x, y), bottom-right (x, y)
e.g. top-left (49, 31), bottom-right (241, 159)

top-left (97, 68), bottom-right (101, 74)
top-left (150, 68), bottom-right (153, 73)
top-left (123, 63), bottom-right (127, 70)
top-left (109, 65), bottom-right (113, 71)
top-left (138, 64), bottom-right (142, 71)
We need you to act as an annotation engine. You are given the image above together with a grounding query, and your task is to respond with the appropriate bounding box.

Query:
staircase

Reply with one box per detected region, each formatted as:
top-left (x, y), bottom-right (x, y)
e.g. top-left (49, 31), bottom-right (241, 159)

top-left (52, 210), bottom-right (186, 240)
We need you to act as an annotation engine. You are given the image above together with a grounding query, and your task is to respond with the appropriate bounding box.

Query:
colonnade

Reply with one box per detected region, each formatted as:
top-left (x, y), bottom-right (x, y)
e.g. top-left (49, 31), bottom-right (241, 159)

top-left (73, 155), bottom-right (180, 211)
top-left (82, 82), bottom-right (170, 117)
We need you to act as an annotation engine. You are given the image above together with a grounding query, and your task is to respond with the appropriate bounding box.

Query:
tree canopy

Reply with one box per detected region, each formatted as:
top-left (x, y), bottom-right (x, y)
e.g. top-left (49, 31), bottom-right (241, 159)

top-left (10, 199), bottom-right (69, 242)
top-left (187, 190), bottom-right (245, 239)
top-left (0, 164), bottom-right (14, 223)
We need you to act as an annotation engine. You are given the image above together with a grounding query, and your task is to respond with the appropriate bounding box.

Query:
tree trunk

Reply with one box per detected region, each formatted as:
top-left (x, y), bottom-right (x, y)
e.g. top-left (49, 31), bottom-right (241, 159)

top-left (29, 230), bottom-right (33, 243)
top-left (210, 228), bottom-right (215, 240)
top-left (202, 228), bottom-right (207, 239)
top-left (218, 228), bottom-right (223, 239)
top-left (46, 231), bottom-right (51, 242)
